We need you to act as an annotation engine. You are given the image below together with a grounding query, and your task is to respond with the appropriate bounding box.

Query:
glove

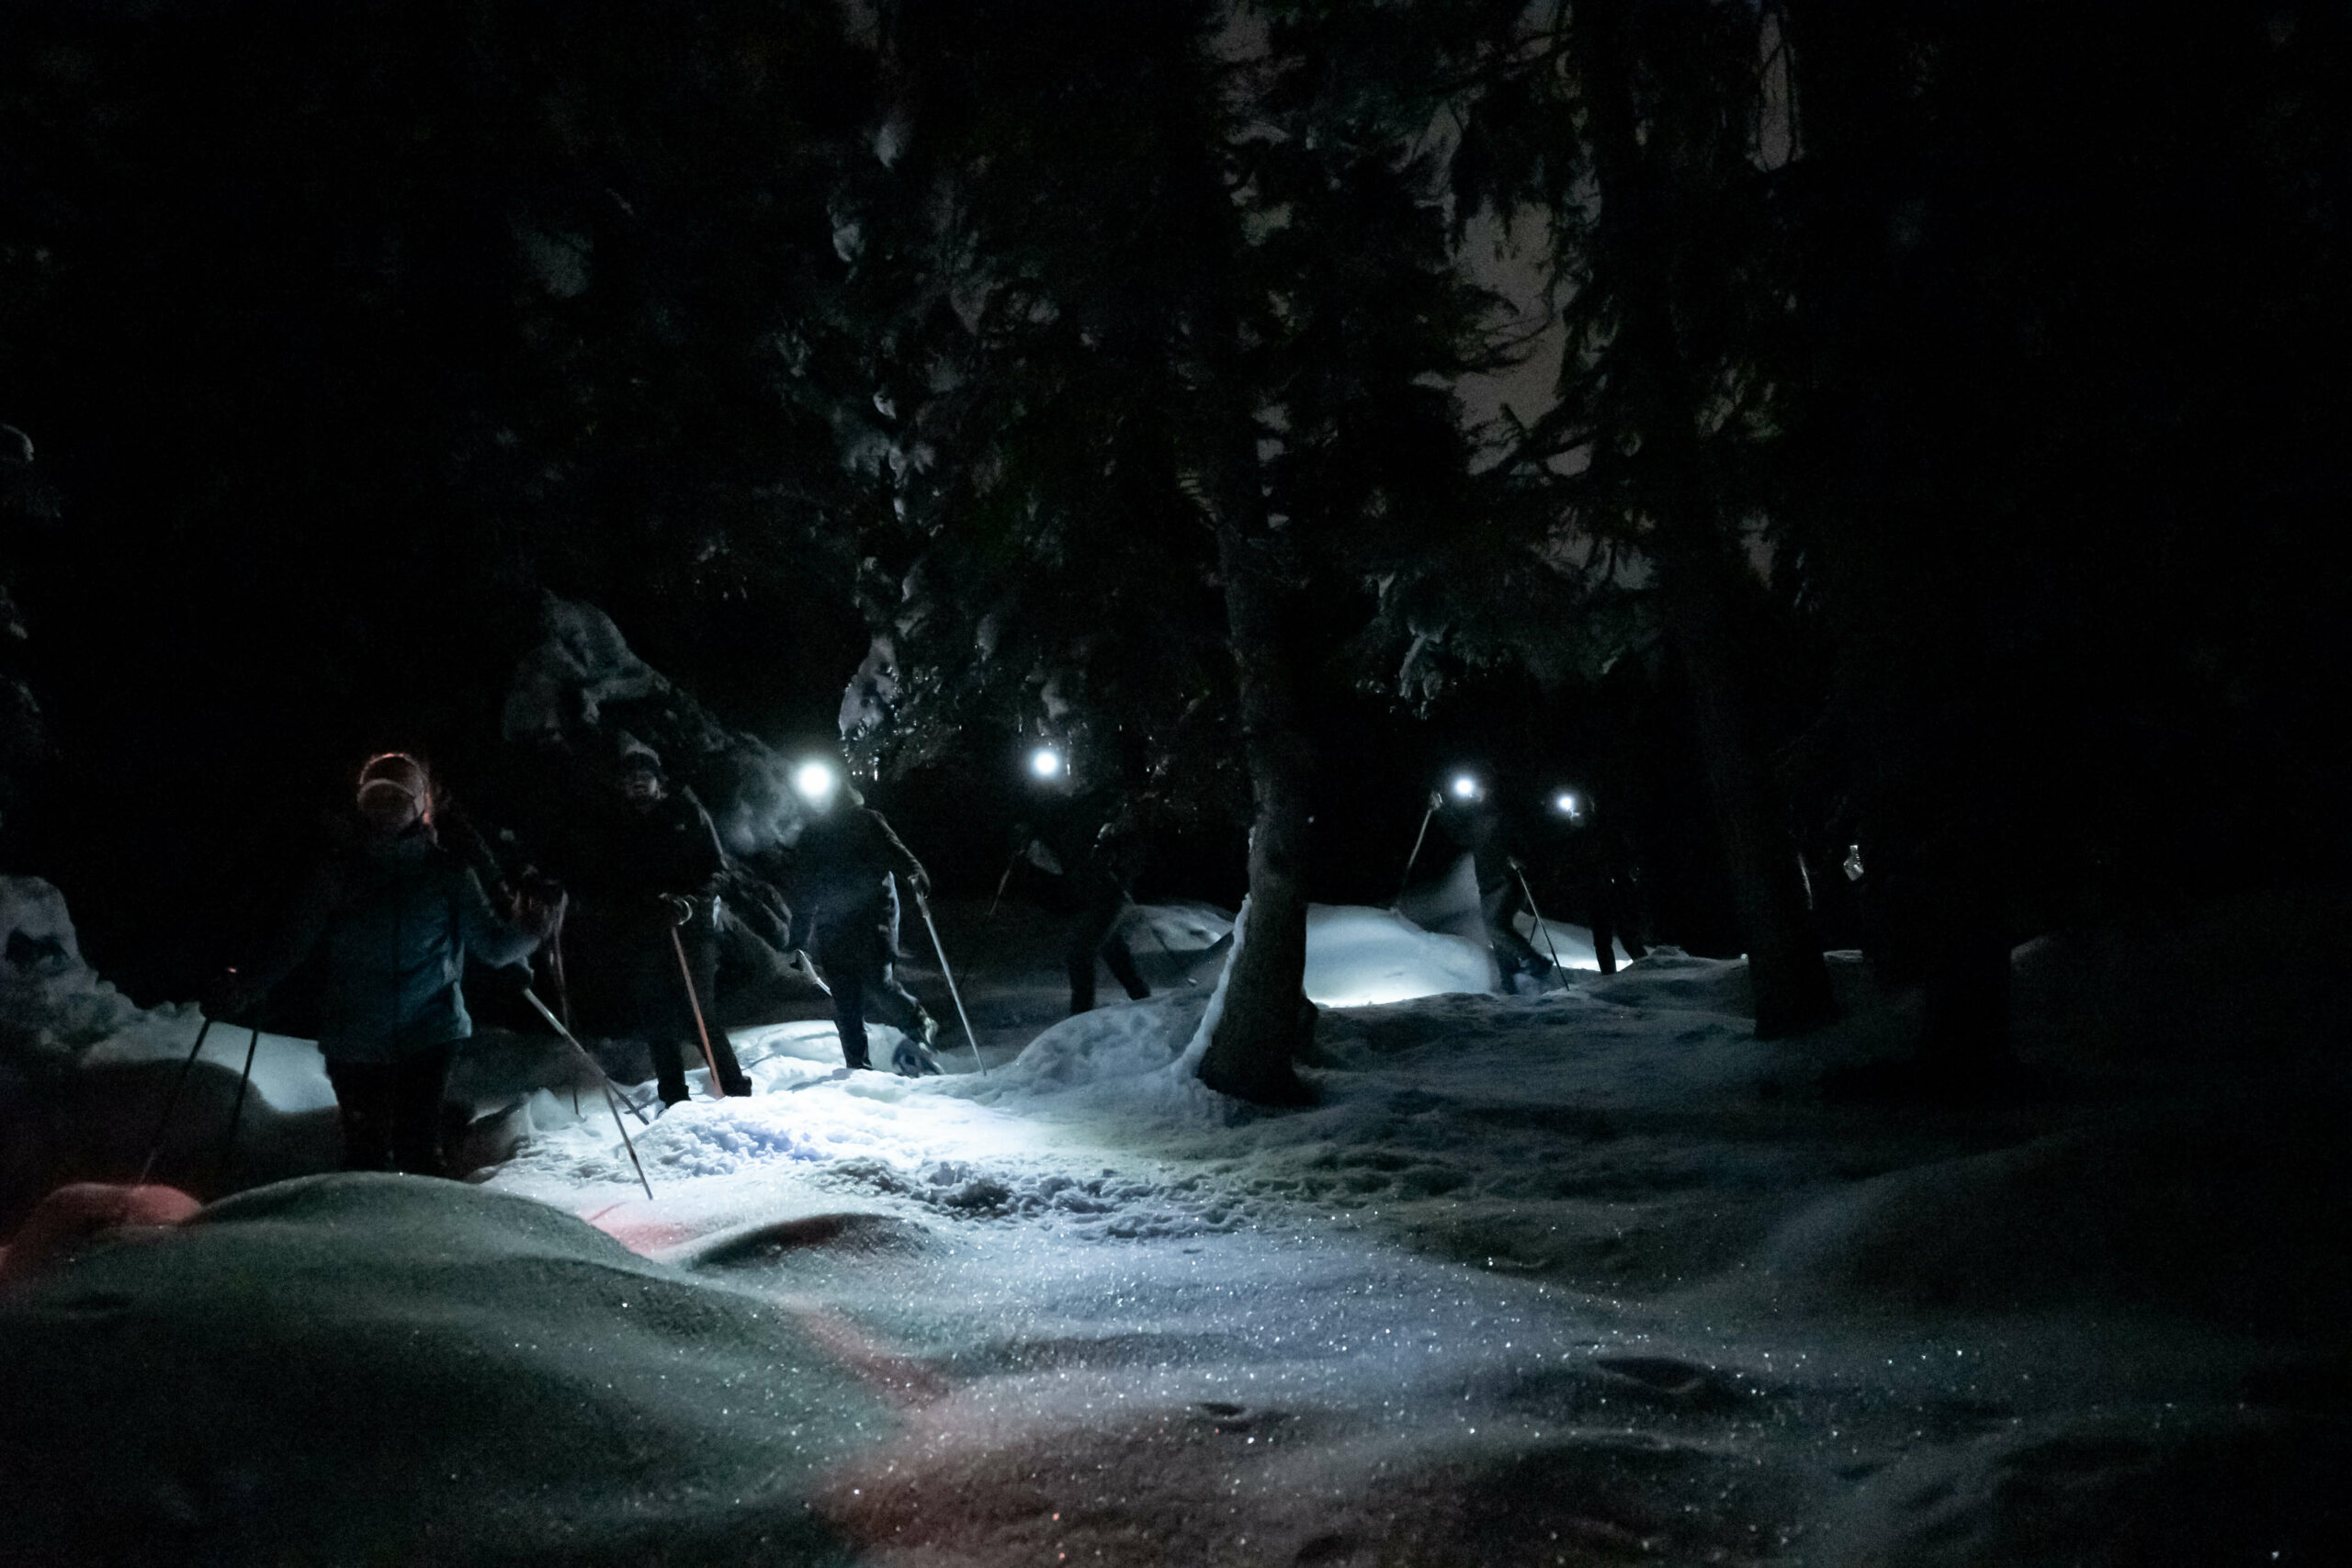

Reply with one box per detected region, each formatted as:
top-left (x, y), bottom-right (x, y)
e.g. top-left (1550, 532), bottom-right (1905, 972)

top-left (906, 867), bottom-right (933, 899)
top-left (515, 885), bottom-right (568, 939)
top-left (1428, 790), bottom-right (1444, 812)
top-left (660, 893), bottom-right (697, 926)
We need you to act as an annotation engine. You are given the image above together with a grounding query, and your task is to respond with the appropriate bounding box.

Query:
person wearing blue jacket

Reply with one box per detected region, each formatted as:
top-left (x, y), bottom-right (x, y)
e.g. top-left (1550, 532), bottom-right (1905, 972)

top-left (228, 753), bottom-right (560, 1175)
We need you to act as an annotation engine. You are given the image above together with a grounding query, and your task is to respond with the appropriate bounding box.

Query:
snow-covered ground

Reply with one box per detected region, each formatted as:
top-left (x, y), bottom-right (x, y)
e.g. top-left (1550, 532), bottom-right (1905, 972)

top-left (4, 874), bottom-right (2348, 1564)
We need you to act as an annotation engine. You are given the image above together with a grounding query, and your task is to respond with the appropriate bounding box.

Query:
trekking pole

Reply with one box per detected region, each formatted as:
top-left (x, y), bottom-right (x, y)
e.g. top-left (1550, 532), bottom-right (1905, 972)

top-left (546, 910), bottom-right (578, 1114)
top-left (668, 917), bottom-right (729, 1097)
top-left (519, 987), bottom-right (651, 1128)
top-left (524, 987), bottom-right (655, 1201)
top-left (1512, 863), bottom-right (1567, 973)
top-left (986, 853), bottom-right (1017, 919)
top-left (138, 1015), bottom-right (214, 1184)
top-left (1394, 800), bottom-right (1438, 908)
top-left (912, 887), bottom-right (987, 1076)
top-left (548, 906), bottom-right (573, 1029)
top-left (220, 1023), bottom-right (262, 1179)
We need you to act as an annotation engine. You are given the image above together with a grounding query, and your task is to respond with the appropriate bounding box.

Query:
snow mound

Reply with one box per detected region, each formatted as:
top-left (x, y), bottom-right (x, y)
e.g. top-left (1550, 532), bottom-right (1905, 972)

top-left (1737, 1116), bottom-right (2352, 1335)
top-left (1820, 1407), bottom-right (2352, 1568)
top-left (1582, 944), bottom-right (1757, 1016)
top-left (2010, 886), bottom-right (2352, 1068)
top-left (999, 991), bottom-right (1207, 1089)
top-left (1301, 903), bottom-right (1496, 1008)
top-left (0, 1174), bottom-right (889, 1565)
top-left (1125, 898), bottom-right (1231, 954)
top-left (0, 874), bottom-right (153, 1051)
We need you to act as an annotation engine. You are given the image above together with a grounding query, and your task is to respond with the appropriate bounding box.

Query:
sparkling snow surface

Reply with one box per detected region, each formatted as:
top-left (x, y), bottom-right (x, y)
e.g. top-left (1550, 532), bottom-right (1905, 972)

top-left (479, 900), bottom-right (2350, 1565)
top-left (6, 884), bottom-right (2346, 1564)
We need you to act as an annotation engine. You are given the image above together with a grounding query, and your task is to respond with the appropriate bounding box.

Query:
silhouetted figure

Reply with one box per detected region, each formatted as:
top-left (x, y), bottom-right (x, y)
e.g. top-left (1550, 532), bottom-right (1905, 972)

top-left (1545, 793), bottom-right (1649, 976)
top-left (1013, 793), bottom-right (1152, 1014)
top-left (793, 779), bottom-right (939, 1074)
top-left (1434, 782), bottom-right (1555, 991)
top-left (603, 741), bottom-right (753, 1105)
top-left (227, 753), bottom-right (558, 1174)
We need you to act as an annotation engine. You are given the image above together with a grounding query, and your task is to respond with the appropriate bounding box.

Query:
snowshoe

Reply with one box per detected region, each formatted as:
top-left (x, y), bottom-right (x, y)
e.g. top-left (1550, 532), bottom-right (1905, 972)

top-left (892, 1040), bottom-right (944, 1077)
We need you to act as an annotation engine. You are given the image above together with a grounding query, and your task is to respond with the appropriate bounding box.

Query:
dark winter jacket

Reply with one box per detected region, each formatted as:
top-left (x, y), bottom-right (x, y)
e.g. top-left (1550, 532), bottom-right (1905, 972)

top-left (1438, 799), bottom-right (1517, 895)
top-left (255, 829), bottom-right (540, 1064)
top-left (599, 788), bottom-right (728, 915)
top-left (795, 804), bottom-right (924, 942)
top-left (1016, 791), bottom-right (1143, 915)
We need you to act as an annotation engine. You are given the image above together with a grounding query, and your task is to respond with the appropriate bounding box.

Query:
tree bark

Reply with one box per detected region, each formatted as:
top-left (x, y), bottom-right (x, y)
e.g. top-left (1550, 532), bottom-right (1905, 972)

top-left (1657, 548), bottom-right (1837, 1035)
top-left (1576, 0), bottom-right (1837, 1038)
top-left (1783, 0), bottom-right (2015, 1071)
top-left (1192, 408), bottom-right (1316, 1106)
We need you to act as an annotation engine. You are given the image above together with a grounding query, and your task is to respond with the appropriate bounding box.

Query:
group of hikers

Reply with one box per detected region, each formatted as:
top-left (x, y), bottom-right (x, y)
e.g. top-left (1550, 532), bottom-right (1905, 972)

top-left (221, 734), bottom-right (1645, 1181)
top-left (219, 738), bottom-right (1175, 1179)
top-left (1415, 773), bottom-right (1648, 996)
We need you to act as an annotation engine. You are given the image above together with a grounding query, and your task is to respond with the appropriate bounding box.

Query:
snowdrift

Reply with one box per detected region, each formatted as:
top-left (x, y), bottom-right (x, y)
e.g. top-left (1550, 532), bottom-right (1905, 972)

top-left (0, 1174), bottom-right (889, 1566)
top-left (1, 876), bottom-right (339, 1225)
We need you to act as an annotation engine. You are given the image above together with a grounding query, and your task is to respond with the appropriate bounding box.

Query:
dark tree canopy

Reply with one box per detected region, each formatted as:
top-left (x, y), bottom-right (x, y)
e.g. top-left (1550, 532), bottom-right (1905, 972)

top-left (2, 0), bottom-right (2346, 1097)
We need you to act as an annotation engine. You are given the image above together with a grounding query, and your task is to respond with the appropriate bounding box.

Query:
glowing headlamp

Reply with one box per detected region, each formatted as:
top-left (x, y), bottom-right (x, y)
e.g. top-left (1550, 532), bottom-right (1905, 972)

top-left (1030, 747), bottom-right (1065, 780)
top-left (791, 760), bottom-right (842, 806)
top-left (1554, 791), bottom-right (1582, 818)
top-left (1450, 773), bottom-right (1481, 801)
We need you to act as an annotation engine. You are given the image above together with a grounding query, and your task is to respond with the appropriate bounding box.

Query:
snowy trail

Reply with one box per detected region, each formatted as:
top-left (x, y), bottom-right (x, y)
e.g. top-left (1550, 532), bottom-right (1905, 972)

top-left (477, 917), bottom-right (2350, 1564)
top-left (8, 883), bottom-right (2346, 1563)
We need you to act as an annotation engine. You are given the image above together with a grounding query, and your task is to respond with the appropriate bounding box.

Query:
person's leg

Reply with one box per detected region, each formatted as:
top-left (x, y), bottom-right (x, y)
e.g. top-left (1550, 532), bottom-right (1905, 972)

top-left (1102, 932), bottom-right (1150, 1001)
top-left (324, 1059), bottom-right (396, 1172)
top-left (1481, 884), bottom-right (1548, 983)
top-left (830, 966), bottom-right (871, 1069)
top-left (389, 1043), bottom-right (457, 1177)
top-left (683, 928), bottom-right (752, 1095)
top-left (1064, 921), bottom-right (1102, 1014)
top-left (650, 1036), bottom-right (691, 1106)
top-left (858, 960), bottom-right (935, 1040)
top-left (1589, 903), bottom-right (1620, 976)
top-left (1609, 877), bottom-right (1649, 960)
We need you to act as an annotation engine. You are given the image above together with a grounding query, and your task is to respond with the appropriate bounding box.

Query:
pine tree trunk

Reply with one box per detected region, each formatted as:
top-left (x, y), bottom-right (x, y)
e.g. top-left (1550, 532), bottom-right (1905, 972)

top-left (1784, 0), bottom-right (2014, 1073)
top-left (1576, 0), bottom-right (1836, 1039)
top-left (1657, 549), bottom-right (1837, 1036)
top-left (1193, 411), bottom-right (1315, 1107)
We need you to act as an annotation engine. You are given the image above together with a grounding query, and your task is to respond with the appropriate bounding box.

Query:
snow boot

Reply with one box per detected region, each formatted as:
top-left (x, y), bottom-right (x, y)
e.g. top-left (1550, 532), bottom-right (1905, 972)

top-left (892, 1039), bottom-right (944, 1077)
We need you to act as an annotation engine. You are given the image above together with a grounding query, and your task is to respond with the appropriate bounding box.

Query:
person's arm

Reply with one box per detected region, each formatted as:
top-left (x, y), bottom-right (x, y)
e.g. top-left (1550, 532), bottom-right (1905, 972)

top-left (455, 863), bottom-right (552, 971)
top-left (870, 809), bottom-right (930, 895)
top-left (217, 863), bottom-right (339, 1016)
top-left (679, 794), bottom-right (729, 902)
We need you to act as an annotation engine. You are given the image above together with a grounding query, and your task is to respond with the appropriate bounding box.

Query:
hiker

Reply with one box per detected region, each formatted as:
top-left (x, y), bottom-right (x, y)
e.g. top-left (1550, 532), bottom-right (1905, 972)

top-left (1010, 791), bottom-right (1152, 1015)
top-left (1433, 775), bottom-right (1557, 992)
top-left (790, 767), bottom-right (940, 1075)
top-left (602, 739), bottom-right (754, 1106)
top-left (221, 753), bottom-right (560, 1175)
top-left (1544, 789), bottom-right (1649, 976)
